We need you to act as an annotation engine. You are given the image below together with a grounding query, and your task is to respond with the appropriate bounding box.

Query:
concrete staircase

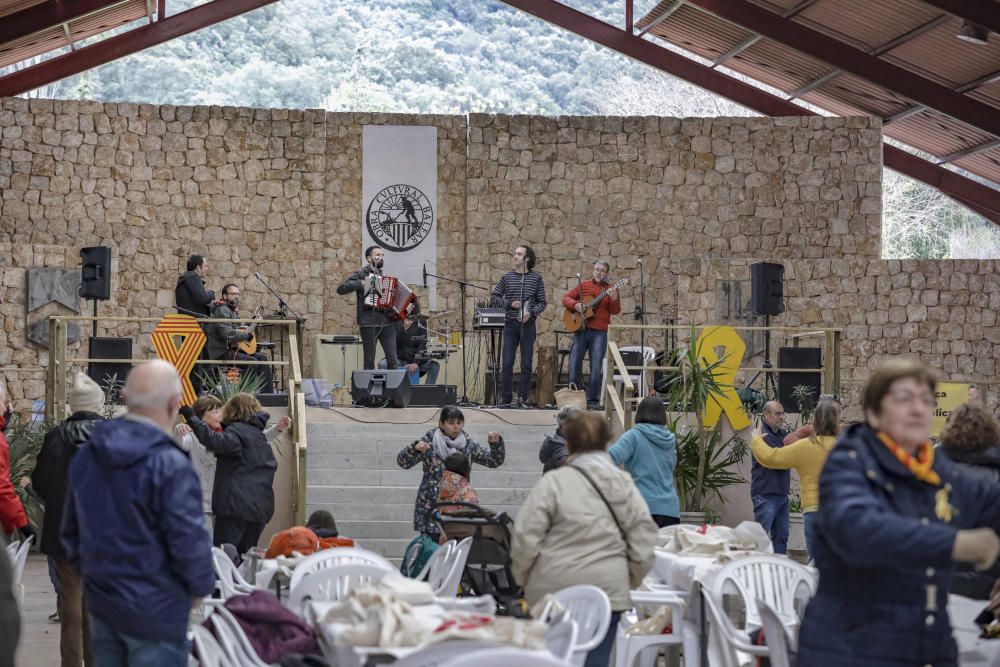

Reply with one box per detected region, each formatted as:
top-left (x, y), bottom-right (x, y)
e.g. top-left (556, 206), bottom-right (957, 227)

top-left (305, 407), bottom-right (555, 562)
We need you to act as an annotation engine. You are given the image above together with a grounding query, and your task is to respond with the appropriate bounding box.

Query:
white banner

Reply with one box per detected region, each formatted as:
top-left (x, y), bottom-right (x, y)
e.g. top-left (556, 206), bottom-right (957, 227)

top-left (362, 125), bottom-right (437, 310)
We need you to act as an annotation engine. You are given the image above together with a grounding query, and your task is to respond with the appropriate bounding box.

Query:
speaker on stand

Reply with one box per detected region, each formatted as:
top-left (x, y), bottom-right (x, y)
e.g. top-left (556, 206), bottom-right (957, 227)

top-left (747, 262), bottom-right (785, 399)
top-left (80, 246), bottom-right (112, 338)
top-left (87, 337), bottom-right (132, 401)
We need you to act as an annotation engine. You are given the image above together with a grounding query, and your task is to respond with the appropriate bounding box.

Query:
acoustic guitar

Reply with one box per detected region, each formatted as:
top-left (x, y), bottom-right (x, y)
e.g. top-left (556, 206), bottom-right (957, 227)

top-left (562, 278), bottom-right (629, 333)
top-left (236, 305), bottom-right (265, 355)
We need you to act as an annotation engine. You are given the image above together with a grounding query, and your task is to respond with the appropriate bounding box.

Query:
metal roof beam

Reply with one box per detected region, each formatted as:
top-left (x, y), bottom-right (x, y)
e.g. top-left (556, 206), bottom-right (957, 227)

top-left (684, 0), bottom-right (1000, 139)
top-left (710, 0), bottom-right (819, 67)
top-left (0, 0), bottom-right (278, 97)
top-left (884, 69), bottom-right (1000, 126)
top-left (915, 0), bottom-right (1000, 36)
top-left (638, 0), bottom-right (685, 37)
top-left (0, 0), bottom-right (129, 46)
top-left (496, 0), bottom-right (1000, 224)
top-left (935, 138), bottom-right (1000, 165)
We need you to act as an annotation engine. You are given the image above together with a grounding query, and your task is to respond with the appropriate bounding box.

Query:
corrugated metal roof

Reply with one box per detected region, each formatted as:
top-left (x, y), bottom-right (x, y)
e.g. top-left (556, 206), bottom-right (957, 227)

top-left (642, 0), bottom-right (1000, 190)
top-left (0, 0), bottom-right (46, 20)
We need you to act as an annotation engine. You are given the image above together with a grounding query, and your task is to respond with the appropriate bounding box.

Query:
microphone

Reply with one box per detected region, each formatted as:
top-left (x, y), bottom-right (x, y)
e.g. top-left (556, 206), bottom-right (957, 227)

top-left (576, 273), bottom-right (581, 279)
top-left (423, 262), bottom-right (428, 288)
top-left (637, 259), bottom-right (643, 264)
top-left (254, 271), bottom-right (263, 282)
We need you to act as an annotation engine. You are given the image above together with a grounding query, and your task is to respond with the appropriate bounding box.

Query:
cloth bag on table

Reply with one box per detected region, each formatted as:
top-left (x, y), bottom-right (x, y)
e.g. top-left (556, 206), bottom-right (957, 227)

top-left (657, 521), bottom-right (773, 555)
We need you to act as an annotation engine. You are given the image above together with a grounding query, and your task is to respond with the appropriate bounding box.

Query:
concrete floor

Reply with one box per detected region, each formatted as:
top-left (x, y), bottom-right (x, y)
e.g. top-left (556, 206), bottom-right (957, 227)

top-left (15, 554), bottom-right (59, 667)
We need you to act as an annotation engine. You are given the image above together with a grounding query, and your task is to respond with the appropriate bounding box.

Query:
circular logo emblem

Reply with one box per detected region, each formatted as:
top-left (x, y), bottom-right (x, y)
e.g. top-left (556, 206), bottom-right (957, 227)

top-left (366, 184), bottom-right (434, 251)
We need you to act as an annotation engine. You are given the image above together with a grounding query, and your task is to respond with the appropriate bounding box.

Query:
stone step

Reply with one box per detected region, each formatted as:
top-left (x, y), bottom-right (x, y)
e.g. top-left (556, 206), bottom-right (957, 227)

top-left (346, 538), bottom-right (413, 561)
top-left (306, 502), bottom-right (523, 522)
top-left (308, 451), bottom-right (548, 473)
top-left (308, 485), bottom-right (533, 507)
top-left (335, 520), bottom-right (414, 540)
top-left (308, 469), bottom-right (543, 488)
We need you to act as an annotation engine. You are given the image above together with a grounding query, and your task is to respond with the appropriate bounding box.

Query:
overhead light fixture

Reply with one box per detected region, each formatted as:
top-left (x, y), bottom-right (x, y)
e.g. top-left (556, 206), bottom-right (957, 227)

top-left (957, 20), bottom-right (990, 45)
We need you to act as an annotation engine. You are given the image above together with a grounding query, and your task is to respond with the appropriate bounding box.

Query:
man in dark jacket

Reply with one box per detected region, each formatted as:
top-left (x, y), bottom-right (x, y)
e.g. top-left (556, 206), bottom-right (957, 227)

top-left (337, 245), bottom-right (399, 370)
top-left (750, 401), bottom-right (790, 554)
top-left (379, 304), bottom-right (438, 384)
top-left (62, 360), bottom-right (213, 666)
top-left (32, 373), bottom-right (104, 667)
top-left (207, 283), bottom-right (272, 392)
top-left (175, 254), bottom-right (215, 318)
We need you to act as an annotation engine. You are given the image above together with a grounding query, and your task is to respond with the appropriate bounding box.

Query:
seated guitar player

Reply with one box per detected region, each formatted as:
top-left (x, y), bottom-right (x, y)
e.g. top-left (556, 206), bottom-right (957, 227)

top-left (207, 283), bottom-right (272, 392)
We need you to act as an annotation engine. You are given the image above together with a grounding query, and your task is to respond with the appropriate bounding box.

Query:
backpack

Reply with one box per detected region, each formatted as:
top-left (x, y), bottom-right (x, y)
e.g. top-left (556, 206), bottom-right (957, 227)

top-left (400, 533), bottom-right (439, 578)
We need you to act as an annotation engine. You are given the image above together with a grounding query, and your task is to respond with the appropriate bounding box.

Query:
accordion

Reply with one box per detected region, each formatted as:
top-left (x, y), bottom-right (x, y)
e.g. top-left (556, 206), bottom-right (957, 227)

top-left (364, 275), bottom-right (416, 320)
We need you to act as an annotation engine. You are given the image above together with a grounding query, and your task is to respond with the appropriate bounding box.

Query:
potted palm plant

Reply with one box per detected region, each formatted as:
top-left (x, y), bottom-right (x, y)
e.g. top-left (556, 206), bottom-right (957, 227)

top-left (658, 326), bottom-right (749, 522)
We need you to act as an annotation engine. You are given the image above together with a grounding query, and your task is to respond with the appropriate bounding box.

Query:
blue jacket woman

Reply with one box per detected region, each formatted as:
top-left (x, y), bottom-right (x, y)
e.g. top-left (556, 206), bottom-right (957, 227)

top-left (798, 360), bottom-right (1000, 667)
top-left (397, 407), bottom-right (504, 536)
top-left (608, 396), bottom-right (679, 527)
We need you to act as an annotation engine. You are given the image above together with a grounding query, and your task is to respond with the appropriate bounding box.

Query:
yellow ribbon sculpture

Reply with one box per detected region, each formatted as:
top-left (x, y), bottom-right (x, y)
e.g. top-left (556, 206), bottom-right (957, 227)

top-left (695, 325), bottom-right (751, 431)
top-left (151, 314), bottom-right (206, 406)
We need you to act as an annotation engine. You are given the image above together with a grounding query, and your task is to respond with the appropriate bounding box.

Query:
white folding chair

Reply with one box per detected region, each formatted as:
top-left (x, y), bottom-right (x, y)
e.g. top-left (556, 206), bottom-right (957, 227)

top-left (702, 590), bottom-right (768, 667)
top-left (190, 624), bottom-right (235, 667)
top-left (206, 605), bottom-right (274, 667)
top-left (545, 619), bottom-right (579, 662)
top-left (710, 554), bottom-right (816, 630)
top-left (288, 546), bottom-right (394, 592)
top-left (438, 649), bottom-right (573, 667)
top-left (540, 585), bottom-right (612, 666)
top-left (614, 589), bottom-right (695, 667)
top-left (756, 598), bottom-right (794, 667)
top-left (211, 546), bottom-right (263, 600)
top-left (11, 535), bottom-right (33, 604)
top-left (286, 562), bottom-right (389, 612)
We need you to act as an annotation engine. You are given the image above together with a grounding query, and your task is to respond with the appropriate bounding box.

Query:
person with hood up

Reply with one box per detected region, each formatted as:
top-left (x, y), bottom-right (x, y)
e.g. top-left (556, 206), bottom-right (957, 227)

top-left (512, 410), bottom-right (657, 667)
top-left (62, 360), bottom-right (213, 666)
top-left (608, 396), bottom-right (680, 528)
top-left (539, 405), bottom-right (579, 473)
top-left (396, 406), bottom-right (504, 538)
top-left (181, 392), bottom-right (277, 555)
top-left (32, 373), bottom-right (105, 667)
top-left (174, 254), bottom-right (214, 318)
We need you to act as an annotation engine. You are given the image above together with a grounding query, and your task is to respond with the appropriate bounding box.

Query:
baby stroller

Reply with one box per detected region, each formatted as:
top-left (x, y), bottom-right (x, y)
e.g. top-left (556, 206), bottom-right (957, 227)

top-left (432, 501), bottom-right (524, 616)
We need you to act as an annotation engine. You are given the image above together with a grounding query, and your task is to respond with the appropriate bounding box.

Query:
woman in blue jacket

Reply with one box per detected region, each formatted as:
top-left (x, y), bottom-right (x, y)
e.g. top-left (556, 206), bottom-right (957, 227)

top-left (609, 396), bottom-right (679, 527)
top-left (798, 359), bottom-right (1000, 667)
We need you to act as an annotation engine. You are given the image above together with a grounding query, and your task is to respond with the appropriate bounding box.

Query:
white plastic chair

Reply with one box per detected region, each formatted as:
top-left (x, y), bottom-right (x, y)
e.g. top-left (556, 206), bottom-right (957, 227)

top-left (540, 585), bottom-right (612, 666)
top-left (614, 589), bottom-right (696, 667)
top-left (545, 619), bottom-right (579, 662)
top-left (415, 540), bottom-right (455, 587)
top-left (610, 346), bottom-right (656, 399)
top-left (5, 539), bottom-right (17, 560)
top-left (286, 562), bottom-right (389, 612)
top-left (702, 590), bottom-right (768, 667)
top-left (435, 537), bottom-right (472, 597)
top-left (11, 535), bottom-right (33, 604)
top-left (710, 554), bottom-right (816, 631)
top-left (438, 649), bottom-right (573, 667)
top-left (756, 598), bottom-right (793, 667)
top-left (206, 605), bottom-right (274, 667)
top-left (190, 624), bottom-right (235, 667)
top-left (288, 546), bottom-right (394, 592)
top-left (211, 546), bottom-right (263, 600)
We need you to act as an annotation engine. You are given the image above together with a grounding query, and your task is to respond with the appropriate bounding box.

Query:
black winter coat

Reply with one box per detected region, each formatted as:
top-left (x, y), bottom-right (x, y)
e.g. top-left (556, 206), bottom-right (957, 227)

top-left (175, 270), bottom-right (215, 318)
top-left (30, 411), bottom-right (103, 561)
top-left (539, 431), bottom-right (567, 473)
top-left (205, 301), bottom-right (251, 360)
top-left (188, 412), bottom-right (276, 524)
top-left (336, 266), bottom-right (393, 326)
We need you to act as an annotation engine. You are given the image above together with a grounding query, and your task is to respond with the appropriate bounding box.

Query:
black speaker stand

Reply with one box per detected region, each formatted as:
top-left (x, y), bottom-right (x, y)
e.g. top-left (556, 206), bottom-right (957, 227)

top-left (746, 314), bottom-right (780, 400)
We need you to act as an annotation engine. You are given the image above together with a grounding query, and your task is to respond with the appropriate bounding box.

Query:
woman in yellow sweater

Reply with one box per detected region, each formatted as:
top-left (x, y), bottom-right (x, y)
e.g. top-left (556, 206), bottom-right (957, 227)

top-left (751, 400), bottom-right (841, 560)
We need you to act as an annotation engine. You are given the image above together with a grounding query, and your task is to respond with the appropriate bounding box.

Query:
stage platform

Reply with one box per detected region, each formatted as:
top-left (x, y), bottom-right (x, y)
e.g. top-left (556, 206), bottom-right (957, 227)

top-left (305, 406), bottom-right (557, 561)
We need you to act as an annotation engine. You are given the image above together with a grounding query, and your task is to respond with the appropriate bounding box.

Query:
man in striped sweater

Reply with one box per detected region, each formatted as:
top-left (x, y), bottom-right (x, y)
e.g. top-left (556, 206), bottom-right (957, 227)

top-left (491, 245), bottom-right (547, 406)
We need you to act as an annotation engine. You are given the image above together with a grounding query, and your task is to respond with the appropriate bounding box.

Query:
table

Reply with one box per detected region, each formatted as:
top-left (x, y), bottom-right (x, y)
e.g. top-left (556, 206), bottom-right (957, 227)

top-left (949, 595), bottom-right (1000, 666)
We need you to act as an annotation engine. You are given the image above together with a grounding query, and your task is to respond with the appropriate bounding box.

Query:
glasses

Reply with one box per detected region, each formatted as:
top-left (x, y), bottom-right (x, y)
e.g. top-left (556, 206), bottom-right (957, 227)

top-left (886, 391), bottom-right (935, 407)
top-left (226, 292), bottom-right (240, 297)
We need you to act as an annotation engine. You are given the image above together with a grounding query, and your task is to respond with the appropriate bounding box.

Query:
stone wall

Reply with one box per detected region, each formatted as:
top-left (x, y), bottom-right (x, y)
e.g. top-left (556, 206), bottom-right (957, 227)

top-left (1, 99), bottom-right (996, 415)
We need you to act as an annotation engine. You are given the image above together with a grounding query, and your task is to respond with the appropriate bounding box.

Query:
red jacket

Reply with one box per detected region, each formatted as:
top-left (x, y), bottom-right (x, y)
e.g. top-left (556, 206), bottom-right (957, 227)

top-left (562, 279), bottom-right (622, 332)
top-left (0, 415), bottom-right (28, 534)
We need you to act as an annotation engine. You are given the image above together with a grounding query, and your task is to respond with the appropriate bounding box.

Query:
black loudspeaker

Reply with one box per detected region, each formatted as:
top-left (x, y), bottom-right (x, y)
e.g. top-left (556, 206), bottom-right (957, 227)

top-left (352, 369), bottom-right (412, 408)
top-left (409, 384), bottom-right (458, 408)
top-left (778, 347), bottom-right (822, 411)
top-left (87, 337), bottom-right (132, 398)
top-left (256, 393), bottom-right (289, 407)
top-left (80, 246), bottom-right (112, 300)
top-left (751, 262), bottom-right (784, 316)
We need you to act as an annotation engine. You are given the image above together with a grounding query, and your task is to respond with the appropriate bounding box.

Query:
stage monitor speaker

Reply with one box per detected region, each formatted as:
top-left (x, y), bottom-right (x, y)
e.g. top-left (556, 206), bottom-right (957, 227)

top-left (87, 337), bottom-right (132, 399)
top-left (80, 246), bottom-right (112, 300)
top-left (751, 262), bottom-right (784, 316)
top-left (778, 347), bottom-right (822, 411)
top-left (256, 393), bottom-right (289, 407)
top-left (409, 384), bottom-right (457, 408)
top-left (352, 369), bottom-right (412, 408)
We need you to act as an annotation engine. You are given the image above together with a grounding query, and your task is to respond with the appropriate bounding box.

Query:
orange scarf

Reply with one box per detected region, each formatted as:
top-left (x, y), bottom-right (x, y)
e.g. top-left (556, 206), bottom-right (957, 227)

top-left (876, 431), bottom-right (941, 487)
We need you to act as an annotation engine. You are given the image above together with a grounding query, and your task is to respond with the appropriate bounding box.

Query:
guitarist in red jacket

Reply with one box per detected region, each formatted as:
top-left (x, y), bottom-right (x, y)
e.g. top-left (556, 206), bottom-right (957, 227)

top-left (561, 261), bottom-right (623, 408)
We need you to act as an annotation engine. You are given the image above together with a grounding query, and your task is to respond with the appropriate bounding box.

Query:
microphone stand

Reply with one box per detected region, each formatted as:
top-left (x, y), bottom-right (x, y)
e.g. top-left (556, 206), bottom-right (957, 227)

top-left (423, 270), bottom-right (491, 405)
top-left (254, 273), bottom-right (306, 394)
top-left (254, 273), bottom-right (306, 325)
top-left (635, 260), bottom-right (646, 355)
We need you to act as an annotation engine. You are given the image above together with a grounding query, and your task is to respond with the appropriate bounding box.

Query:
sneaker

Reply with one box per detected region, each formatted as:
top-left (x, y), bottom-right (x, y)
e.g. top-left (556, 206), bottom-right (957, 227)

top-left (48, 611), bottom-right (59, 624)
top-left (586, 401), bottom-right (601, 410)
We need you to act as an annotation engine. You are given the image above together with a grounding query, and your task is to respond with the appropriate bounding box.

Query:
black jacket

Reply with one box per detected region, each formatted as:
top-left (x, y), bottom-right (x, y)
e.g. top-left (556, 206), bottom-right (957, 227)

top-left (205, 301), bottom-right (251, 360)
top-left (396, 319), bottom-right (430, 365)
top-left (539, 431), bottom-right (567, 473)
top-left (30, 411), bottom-right (103, 561)
top-left (336, 266), bottom-right (393, 327)
top-left (187, 412), bottom-right (276, 524)
top-left (175, 270), bottom-right (215, 318)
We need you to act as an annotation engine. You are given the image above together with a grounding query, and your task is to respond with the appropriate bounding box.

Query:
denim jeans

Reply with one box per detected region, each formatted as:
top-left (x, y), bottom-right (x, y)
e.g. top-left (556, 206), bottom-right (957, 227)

top-left (567, 328), bottom-right (608, 403)
top-left (803, 510), bottom-right (819, 562)
top-left (500, 318), bottom-right (536, 403)
top-left (90, 616), bottom-right (189, 667)
top-left (378, 358), bottom-right (440, 384)
top-left (584, 611), bottom-right (622, 667)
top-left (752, 493), bottom-right (790, 555)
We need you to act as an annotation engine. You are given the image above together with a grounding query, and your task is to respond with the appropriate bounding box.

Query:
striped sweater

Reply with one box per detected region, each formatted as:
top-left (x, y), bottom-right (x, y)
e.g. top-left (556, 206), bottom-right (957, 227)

top-left (491, 270), bottom-right (547, 320)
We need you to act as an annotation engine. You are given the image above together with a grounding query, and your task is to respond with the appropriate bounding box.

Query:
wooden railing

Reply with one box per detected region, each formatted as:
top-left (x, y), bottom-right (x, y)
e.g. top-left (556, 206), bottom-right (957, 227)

top-left (45, 314), bottom-right (309, 524)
